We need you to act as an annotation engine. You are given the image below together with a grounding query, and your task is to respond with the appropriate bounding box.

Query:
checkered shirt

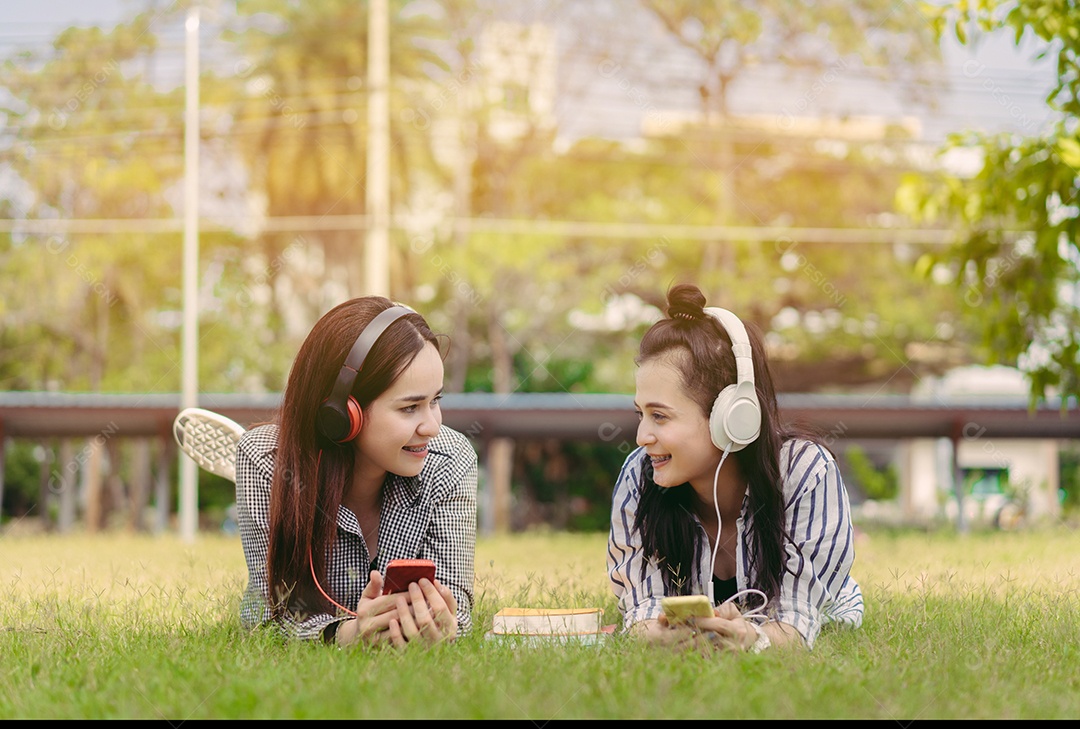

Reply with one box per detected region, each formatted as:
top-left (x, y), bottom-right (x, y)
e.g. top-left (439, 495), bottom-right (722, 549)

top-left (235, 422), bottom-right (478, 642)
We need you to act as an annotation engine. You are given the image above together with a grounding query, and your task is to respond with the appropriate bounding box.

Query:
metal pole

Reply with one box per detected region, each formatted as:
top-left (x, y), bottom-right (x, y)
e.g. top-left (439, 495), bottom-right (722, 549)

top-left (179, 3), bottom-right (200, 543)
top-left (950, 423), bottom-right (968, 534)
top-left (365, 0), bottom-right (390, 297)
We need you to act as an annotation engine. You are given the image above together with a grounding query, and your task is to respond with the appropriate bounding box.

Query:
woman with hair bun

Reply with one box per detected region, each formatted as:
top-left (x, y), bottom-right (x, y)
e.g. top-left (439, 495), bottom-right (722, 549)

top-left (235, 296), bottom-right (477, 648)
top-left (607, 283), bottom-right (863, 652)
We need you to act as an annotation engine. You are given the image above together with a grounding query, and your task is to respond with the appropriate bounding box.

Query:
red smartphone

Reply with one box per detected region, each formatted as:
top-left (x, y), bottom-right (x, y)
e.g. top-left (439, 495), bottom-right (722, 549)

top-left (381, 558), bottom-right (437, 595)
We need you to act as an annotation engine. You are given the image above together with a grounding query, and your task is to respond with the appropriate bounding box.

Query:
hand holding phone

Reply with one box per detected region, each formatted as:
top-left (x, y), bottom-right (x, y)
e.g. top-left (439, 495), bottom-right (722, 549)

top-left (382, 558), bottom-right (437, 595)
top-left (661, 595), bottom-right (715, 625)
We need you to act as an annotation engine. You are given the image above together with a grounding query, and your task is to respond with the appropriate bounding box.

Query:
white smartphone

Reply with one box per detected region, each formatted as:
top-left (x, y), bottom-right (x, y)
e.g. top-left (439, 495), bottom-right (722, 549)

top-left (661, 594), bottom-right (715, 625)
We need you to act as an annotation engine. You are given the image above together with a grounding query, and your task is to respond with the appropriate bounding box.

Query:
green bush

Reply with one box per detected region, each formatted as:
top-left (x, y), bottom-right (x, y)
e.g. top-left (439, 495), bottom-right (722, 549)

top-left (1, 440), bottom-right (40, 518)
top-left (845, 444), bottom-right (898, 501)
top-left (1060, 444), bottom-right (1080, 515)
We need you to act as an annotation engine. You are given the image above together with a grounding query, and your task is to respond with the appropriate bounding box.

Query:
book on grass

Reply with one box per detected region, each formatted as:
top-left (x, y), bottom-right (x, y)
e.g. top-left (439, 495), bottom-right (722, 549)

top-left (485, 607), bottom-right (614, 646)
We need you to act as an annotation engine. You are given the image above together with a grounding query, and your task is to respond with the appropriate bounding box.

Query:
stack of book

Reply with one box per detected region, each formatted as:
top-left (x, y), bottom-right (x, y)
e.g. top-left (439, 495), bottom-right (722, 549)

top-left (485, 607), bottom-right (614, 646)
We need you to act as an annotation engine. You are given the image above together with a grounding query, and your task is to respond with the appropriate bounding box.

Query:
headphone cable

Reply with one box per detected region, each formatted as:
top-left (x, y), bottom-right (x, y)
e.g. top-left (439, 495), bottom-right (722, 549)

top-left (309, 547), bottom-right (359, 617)
top-left (707, 443), bottom-right (732, 606)
top-left (708, 442), bottom-right (768, 623)
top-left (307, 448), bottom-right (360, 618)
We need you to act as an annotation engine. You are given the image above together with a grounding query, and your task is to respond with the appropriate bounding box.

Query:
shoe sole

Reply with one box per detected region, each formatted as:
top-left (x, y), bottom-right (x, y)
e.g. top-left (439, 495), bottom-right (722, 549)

top-left (173, 407), bottom-right (246, 482)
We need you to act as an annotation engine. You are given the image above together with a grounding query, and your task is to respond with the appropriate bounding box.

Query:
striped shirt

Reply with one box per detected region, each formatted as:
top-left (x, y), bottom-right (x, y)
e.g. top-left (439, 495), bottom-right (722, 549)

top-left (607, 439), bottom-right (864, 649)
top-left (235, 423), bottom-right (478, 642)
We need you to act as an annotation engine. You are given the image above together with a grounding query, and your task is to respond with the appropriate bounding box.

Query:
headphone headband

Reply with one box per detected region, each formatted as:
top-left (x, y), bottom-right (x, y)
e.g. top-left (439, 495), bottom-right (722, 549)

top-left (341, 304), bottom-right (415, 376)
top-left (318, 304), bottom-right (415, 442)
top-left (703, 306), bottom-right (762, 452)
top-left (703, 307), bottom-right (754, 387)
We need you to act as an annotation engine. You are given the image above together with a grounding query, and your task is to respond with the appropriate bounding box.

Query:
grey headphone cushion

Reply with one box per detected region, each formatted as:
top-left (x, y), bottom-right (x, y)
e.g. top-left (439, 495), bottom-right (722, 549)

top-left (709, 384), bottom-right (761, 451)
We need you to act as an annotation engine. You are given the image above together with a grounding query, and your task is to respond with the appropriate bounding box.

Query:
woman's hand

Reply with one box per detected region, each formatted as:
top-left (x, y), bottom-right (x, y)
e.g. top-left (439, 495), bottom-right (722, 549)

top-left (640, 603), bottom-right (755, 654)
top-left (338, 572), bottom-right (458, 648)
top-left (631, 616), bottom-right (699, 649)
top-left (690, 601), bottom-right (759, 652)
top-left (634, 602), bottom-right (801, 655)
top-left (391, 578), bottom-right (459, 646)
top-left (695, 603), bottom-right (807, 652)
top-left (336, 570), bottom-right (406, 648)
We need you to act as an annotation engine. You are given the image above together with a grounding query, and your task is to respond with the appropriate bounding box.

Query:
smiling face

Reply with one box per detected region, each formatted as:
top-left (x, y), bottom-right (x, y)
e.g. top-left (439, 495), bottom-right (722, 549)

top-left (354, 341), bottom-right (445, 480)
top-left (634, 354), bottom-right (722, 494)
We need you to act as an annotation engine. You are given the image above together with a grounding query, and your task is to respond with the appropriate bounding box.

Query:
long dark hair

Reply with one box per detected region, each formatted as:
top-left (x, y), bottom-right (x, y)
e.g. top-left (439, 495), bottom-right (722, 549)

top-left (633, 283), bottom-right (818, 608)
top-left (266, 296), bottom-right (439, 621)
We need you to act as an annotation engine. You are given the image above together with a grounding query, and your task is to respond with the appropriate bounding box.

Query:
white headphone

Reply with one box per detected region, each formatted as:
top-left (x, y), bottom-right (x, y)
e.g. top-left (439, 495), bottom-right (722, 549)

top-left (703, 307), bottom-right (762, 452)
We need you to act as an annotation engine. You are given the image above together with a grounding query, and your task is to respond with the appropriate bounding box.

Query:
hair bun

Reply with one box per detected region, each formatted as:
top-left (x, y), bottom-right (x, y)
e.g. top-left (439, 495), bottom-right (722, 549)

top-left (666, 283), bottom-right (707, 322)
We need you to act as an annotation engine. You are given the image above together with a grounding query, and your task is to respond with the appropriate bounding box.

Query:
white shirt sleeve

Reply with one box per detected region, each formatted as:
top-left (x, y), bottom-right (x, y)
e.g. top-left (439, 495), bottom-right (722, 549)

top-left (607, 447), bottom-right (667, 629)
top-left (771, 440), bottom-right (864, 649)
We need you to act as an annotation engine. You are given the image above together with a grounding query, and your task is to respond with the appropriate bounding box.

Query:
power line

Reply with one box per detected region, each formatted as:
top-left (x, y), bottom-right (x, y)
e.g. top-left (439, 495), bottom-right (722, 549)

top-left (0, 70), bottom-right (1055, 129)
top-left (8, 52), bottom-right (1055, 101)
top-left (0, 118), bottom-right (1045, 157)
top-left (0, 214), bottom-right (966, 244)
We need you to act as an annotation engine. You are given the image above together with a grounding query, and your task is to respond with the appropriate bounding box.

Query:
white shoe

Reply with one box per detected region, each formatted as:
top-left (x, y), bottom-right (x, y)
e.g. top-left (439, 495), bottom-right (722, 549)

top-left (173, 407), bottom-right (246, 482)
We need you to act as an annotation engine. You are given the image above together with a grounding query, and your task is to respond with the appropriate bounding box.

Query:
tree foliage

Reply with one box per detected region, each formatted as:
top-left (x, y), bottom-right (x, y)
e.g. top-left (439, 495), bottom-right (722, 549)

top-left (639, 0), bottom-right (943, 115)
top-left (898, 0), bottom-right (1080, 404)
top-left (0, 1), bottom-right (1041, 529)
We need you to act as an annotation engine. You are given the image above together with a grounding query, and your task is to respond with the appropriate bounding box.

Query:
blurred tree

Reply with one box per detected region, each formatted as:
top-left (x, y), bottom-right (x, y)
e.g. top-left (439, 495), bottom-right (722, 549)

top-left (638, 0), bottom-right (941, 230)
top-left (897, 0), bottom-right (1080, 404)
top-left (507, 131), bottom-right (979, 393)
top-left (0, 18), bottom-right (182, 391)
top-left (0, 10), bottom-right (259, 528)
top-left (400, 0), bottom-right (981, 529)
top-left (639, 0), bottom-right (943, 115)
top-left (393, 4), bottom-right (617, 530)
top-left (0, 16), bottom-right (195, 530)
top-left (627, 0), bottom-right (972, 392)
top-left (214, 0), bottom-right (472, 371)
top-left (1, 0), bottom-right (1052, 533)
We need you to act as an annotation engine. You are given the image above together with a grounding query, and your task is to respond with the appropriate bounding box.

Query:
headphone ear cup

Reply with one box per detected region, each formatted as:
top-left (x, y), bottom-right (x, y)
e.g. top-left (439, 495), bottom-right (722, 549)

top-left (709, 382), bottom-right (761, 452)
top-left (341, 396), bottom-right (364, 442)
top-left (710, 386), bottom-right (740, 451)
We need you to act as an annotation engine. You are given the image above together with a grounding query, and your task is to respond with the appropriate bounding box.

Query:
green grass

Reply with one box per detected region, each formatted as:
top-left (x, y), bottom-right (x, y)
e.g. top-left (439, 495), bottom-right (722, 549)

top-left (2, 525), bottom-right (1079, 719)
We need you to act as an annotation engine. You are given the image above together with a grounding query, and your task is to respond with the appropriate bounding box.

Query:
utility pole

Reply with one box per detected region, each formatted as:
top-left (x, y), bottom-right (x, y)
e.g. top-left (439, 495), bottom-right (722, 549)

top-left (365, 0), bottom-right (390, 297)
top-left (179, 2), bottom-right (200, 543)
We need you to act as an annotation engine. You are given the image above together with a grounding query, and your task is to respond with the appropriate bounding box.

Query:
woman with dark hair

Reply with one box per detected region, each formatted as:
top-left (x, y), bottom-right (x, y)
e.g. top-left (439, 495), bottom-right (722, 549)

top-left (607, 283), bottom-right (863, 652)
top-left (235, 296), bottom-right (477, 648)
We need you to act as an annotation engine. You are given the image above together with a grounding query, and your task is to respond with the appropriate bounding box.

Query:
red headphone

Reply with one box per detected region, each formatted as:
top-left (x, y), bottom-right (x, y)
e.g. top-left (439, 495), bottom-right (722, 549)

top-left (315, 304), bottom-right (414, 443)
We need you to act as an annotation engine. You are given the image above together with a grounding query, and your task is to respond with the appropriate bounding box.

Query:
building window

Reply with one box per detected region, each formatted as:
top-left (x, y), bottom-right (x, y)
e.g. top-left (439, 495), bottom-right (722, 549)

top-left (964, 467), bottom-right (1008, 499)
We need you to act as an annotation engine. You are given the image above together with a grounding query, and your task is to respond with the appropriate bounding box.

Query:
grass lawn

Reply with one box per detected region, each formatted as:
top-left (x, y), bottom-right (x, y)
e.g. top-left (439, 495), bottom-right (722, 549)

top-left (1, 524), bottom-right (1078, 719)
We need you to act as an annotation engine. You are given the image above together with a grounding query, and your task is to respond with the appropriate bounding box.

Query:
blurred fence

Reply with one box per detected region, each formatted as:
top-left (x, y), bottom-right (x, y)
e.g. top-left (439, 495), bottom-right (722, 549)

top-left (1, 390), bottom-right (1076, 535)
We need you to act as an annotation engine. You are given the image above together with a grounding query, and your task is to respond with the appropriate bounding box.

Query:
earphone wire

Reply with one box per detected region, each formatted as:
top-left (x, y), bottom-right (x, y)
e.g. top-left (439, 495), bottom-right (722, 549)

top-left (708, 443), bottom-right (731, 606)
top-left (310, 547), bottom-right (358, 617)
top-left (708, 442), bottom-right (768, 625)
top-left (307, 449), bottom-right (359, 618)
